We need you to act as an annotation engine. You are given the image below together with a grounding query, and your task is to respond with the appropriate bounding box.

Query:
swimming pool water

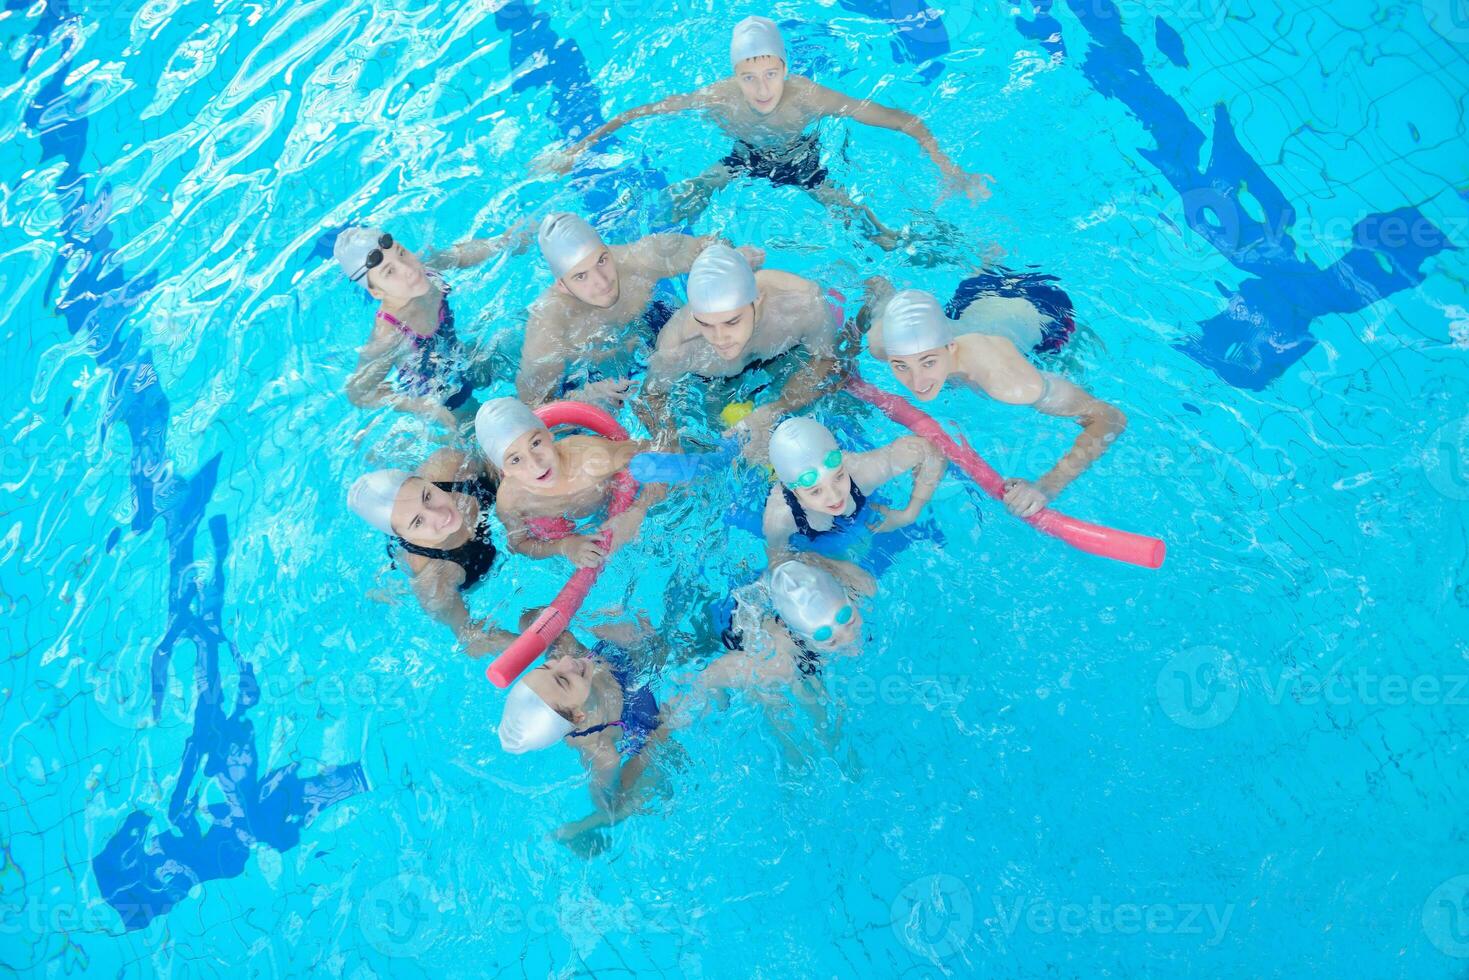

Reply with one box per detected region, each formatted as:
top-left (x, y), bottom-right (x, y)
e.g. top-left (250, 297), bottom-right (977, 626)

top-left (3, 0), bottom-right (1468, 976)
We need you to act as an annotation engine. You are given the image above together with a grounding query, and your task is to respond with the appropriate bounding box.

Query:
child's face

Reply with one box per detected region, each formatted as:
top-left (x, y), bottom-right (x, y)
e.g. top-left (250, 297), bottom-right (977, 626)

top-left (501, 428), bottom-right (559, 487)
top-left (390, 477), bottom-right (464, 545)
top-left (734, 55), bottom-right (786, 114)
top-left (888, 344), bottom-right (958, 401)
top-left (525, 655), bottom-right (597, 718)
top-left (791, 461), bottom-right (853, 517)
top-left (805, 603), bottom-right (863, 653)
top-left (556, 247), bottom-right (620, 308)
top-left (694, 302), bottom-right (757, 361)
top-left (365, 240), bottom-right (432, 303)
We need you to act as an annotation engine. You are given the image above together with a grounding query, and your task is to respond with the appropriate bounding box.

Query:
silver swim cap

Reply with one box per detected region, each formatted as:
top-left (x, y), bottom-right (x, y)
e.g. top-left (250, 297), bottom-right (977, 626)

top-left (769, 560), bottom-right (849, 640)
top-left (347, 469), bottom-right (412, 535)
top-left (498, 681), bottom-right (575, 754)
top-left (687, 243), bottom-right (757, 315)
top-left (769, 417), bottom-right (840, 486)
top-left (881, 289), bottom-right (955, 357)
top-left (334, 226), bottom-right (387, 284)
top-left (730, 15), bottom-right (785, 67)
top-left (475, 397), bottom-right (547, 469)
top-left (538, 212), bottom-right (604, 279)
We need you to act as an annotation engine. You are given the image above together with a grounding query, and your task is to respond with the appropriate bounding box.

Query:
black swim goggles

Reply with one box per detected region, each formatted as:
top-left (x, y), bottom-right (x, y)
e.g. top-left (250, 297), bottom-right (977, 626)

top-left (349, 233), bottom-right (394, 282)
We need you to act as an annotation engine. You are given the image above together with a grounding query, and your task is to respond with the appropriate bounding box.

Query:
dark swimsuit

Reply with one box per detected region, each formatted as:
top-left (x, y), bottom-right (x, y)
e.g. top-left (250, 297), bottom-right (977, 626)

top-left (378, 271), bottom-right (475, 410)
top-left (566, 642), bottom-right (660, 758)
top-left (946, 269), bottom-right (1077, 354)
top-left (554, 298), bottom-right (678, 399)
top-left (780, 480), bottom-right (870, 541)
top-left (390, 474), bottom-right (499, 590)
top-left (715, 604), bottom-right (824, 677)
top-left (721, 132), bottom-right (829, 190)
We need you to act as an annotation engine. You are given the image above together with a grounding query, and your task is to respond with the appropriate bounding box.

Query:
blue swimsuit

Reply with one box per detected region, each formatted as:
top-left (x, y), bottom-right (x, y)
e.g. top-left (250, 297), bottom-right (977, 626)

top-left (378, 270), bottom-right (475, 410)
top-left (567, 642), bottom-right (660, 758)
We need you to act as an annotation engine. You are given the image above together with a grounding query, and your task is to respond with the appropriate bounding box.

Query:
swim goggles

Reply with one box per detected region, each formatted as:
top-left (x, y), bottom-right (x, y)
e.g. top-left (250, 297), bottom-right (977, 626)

top-left (810, 604), bottom-right (854, 643)
top-left (349, 233), bottom-right (394, 282)
top-left (789, 449), bottom-right (843, 489)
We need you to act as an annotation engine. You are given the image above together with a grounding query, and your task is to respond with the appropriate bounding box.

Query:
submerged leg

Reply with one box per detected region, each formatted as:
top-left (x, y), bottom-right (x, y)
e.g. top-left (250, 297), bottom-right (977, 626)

top-left (807, 182), bottom-right (899, 251)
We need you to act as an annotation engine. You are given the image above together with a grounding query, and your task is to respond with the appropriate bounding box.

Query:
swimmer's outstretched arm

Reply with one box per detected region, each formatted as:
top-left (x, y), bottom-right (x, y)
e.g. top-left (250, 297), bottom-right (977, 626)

top-left (854, 276), bottom-right (896, 347)
top-left (424, 217), bottom-right (537, 270)
top-left (1011, 379), bottom-right (1127, 516)
top-left (801, 82), bottom-right (992, 200)
top-left (411, 564), bottom-right (516, 657)
top-left (862, 437), bottom-right (946, 533)
top-left (347, 338), bottom-right (457, 430)
top-left (557, 90), bottom-right (707, 169)
top-left (515, 309), bottom-right (569, 406)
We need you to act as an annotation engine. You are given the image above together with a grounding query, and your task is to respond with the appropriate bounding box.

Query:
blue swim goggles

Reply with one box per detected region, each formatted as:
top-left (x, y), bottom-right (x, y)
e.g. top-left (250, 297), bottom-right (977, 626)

top-left (810, 604), bottom-right (855, 643)
top-left (789, 449), bottom-right (843, 489)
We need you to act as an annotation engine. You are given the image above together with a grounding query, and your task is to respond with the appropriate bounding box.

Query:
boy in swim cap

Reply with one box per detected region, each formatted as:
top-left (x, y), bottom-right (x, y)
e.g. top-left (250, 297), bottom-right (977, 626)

top-left (548, 16), bottom-right (990, 248)
top-left (498, 614), bottom-right (669, 845)
top-left (347, 449), bottom-right (516, 657)
top-left (476, 398), bottom-right (668, 568)
top-left (641, 244), bottom-right (844, 459)
top-left (764, 416), bottom-right (944, 576)
top-left (859, 280), bottom-right (1127, 518)
top-left (517, 212), bottom-right (766, 407)
top-left (334, 224), bottom-right (526, 431)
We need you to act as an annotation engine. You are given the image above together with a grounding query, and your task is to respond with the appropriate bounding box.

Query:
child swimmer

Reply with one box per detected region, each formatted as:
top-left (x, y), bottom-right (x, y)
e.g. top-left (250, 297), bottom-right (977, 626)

top-left (548, 16), bottom-right (991, 248)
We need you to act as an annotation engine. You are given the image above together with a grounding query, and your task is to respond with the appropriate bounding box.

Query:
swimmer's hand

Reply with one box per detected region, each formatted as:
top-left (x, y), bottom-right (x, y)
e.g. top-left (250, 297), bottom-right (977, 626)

top-left (533, 145), bottom-right (578, 176)
top-left (866, 502), bottom-right (917, 534)
top-left (939, 166), bottom-right (995, 205)
top-left (559, 535), bottom-right (608, 568)
top-left (1001, 478), bottom-right (1052, 519)
top-left (737, 245), bottom-right (766, 271)
top-left (570, 378), bottom-right (636, 408)
top-left (725, 405), bottom-right (776, 462)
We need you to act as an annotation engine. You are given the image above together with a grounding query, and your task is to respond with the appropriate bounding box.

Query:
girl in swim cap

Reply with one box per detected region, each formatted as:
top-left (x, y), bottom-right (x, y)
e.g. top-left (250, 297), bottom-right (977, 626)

top-left (347, 449), bottom-right (515, 656)
top-left (688, 560), bottom-right (872, 770)
top-left (858, 279), bottom-right (1128, 518)
top-left (497, 614), bottom-right (670, 847)
top-left (763, 416), bottom-right (944, 578)
top-left (475, 398), bottom-right (668, 568)
top-left (334, 223), bottom-right (526, 431)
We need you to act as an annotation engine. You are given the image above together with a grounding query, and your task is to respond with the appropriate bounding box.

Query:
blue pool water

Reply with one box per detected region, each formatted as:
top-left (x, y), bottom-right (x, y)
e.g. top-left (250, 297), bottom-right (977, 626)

top-left (4, 0), bottom-right (1468, 975)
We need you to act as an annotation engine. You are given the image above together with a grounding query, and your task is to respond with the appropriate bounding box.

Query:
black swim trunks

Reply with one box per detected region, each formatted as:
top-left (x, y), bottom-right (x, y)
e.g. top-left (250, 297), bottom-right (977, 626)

top-left (721, 132), bottom-right (829, 191)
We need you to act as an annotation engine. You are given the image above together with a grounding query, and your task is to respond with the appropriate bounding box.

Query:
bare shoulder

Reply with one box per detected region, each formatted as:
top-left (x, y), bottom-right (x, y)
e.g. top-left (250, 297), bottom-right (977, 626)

top-left (418, 448), bottom-right (473, 481)
top-left (756, 268), bottom-right (818, 297)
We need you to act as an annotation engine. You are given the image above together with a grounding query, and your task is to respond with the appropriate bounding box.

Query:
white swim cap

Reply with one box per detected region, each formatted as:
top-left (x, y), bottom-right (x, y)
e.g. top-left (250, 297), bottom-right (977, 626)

top-left (498, 681), bottom-right (575, 754)
top-left (769, 560), bottom-right (849, 639)
top-left (347, 469), bottom-right (412, 535)
top-left (538, 212), bottom-right (604, 278)
top-left (881, 289), bottom-right (955, 357)
top-left (334, 226), bottom-right (388, 283)
top-left (769, 417), bottom-right (840, 486)
top-left (687, 243), bottom-right (757, 315)
top-left (731, 15), bottom-right (785, 67)
top-left (475, 398), bottom-right (546, 469)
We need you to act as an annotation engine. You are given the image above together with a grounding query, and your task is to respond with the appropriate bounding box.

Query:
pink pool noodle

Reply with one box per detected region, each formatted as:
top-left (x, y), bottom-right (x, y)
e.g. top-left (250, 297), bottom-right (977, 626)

top-left (844, 376), bottom-right (1166, 569)
top-left (486, 403), bottom-right (640, 688)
